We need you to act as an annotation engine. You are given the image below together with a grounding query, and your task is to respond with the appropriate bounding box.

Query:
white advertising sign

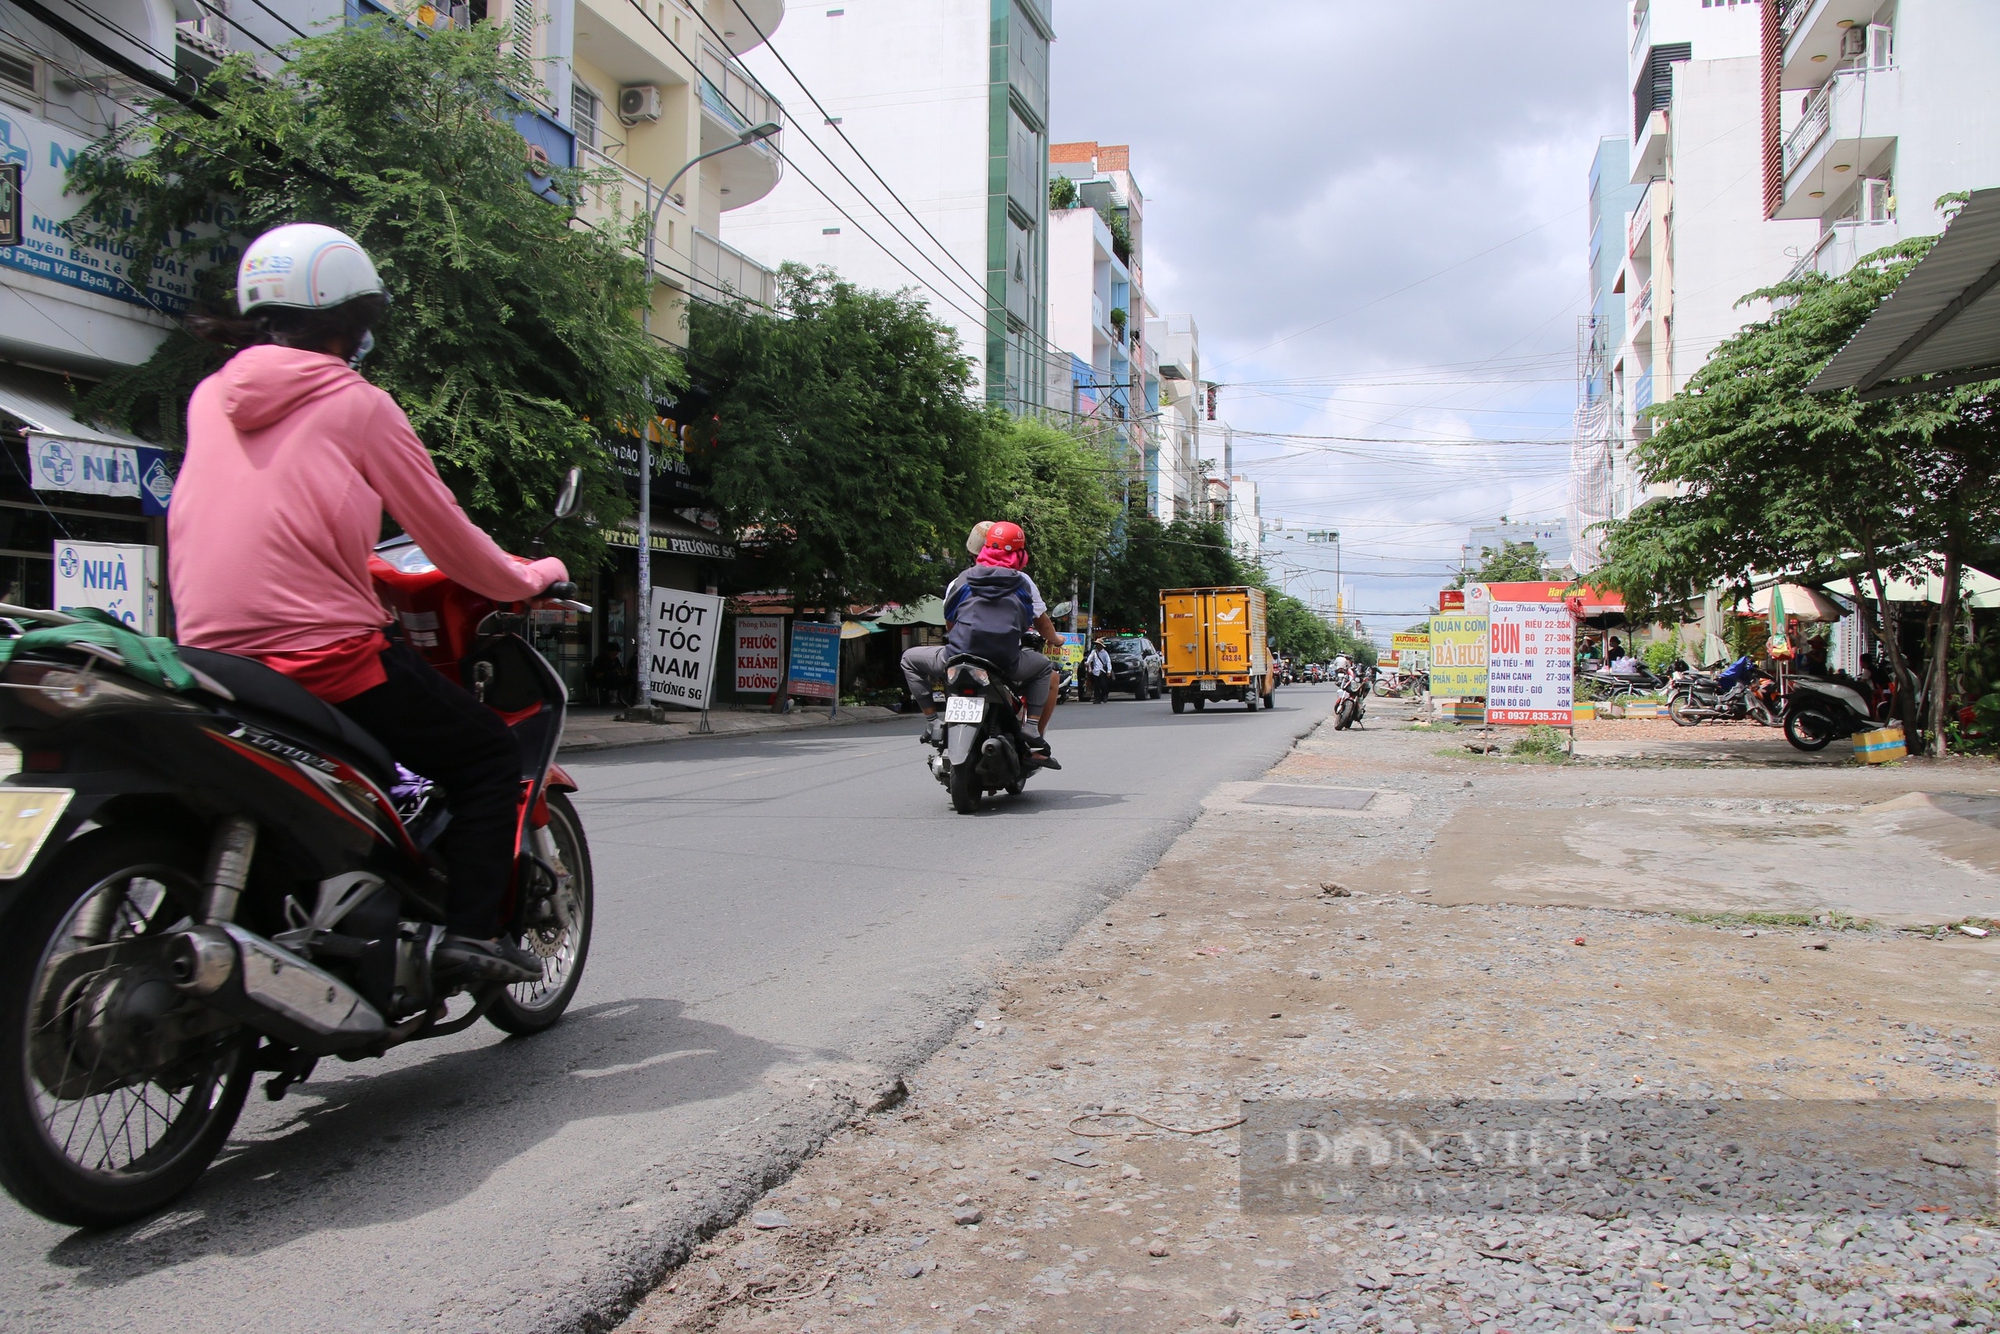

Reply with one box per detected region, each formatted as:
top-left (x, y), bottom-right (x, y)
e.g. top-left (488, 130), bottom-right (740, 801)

top-left (644, 588), bottom-right (724, 709)
top-left (28, 436), bottom-right (139, 497)
top-left (53, 540), bottom-right (159, 633)
top-left (734, 615), bottom-right (784, 694)
top-left (0, 106), bottom-right (221, 313)
top-left (1484, 600), bottom-right (1575, 725)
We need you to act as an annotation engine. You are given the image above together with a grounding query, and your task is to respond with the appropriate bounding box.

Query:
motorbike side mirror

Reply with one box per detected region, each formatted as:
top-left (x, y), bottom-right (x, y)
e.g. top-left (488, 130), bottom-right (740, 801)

top-left (553, 467), bottom-right (582, 520)
top-left (1050, 600), bottom-right (1073, 619)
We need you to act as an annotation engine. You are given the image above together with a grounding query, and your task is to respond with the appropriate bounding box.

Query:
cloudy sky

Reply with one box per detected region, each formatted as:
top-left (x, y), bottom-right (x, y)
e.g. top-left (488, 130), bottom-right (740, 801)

top-left (1050, 0), bottom-right (1631, 642)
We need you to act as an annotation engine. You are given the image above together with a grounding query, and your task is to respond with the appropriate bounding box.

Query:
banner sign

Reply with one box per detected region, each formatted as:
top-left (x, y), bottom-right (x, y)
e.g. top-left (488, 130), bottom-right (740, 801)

top-left (734, 616), bottom-right (784, 694)
top-left (53, 540), bottom-right (158, 632)
top-left (1428, 613), bottom-right (1488, 698)
top-left (643, 588), bottom-right (724, 708)
top-left (26, 436), bottom-right (174, 514)
top-left (786, 620), bottom-right (841, 700)
top-left (1391, 632), bottom-right (1430, 654)
top-left (1485, 601), bottom-right (1575, 725)
top-left (1438, 589), bottom-right (1465, 611)
top-left (0, 107), bottom-right (221, 313)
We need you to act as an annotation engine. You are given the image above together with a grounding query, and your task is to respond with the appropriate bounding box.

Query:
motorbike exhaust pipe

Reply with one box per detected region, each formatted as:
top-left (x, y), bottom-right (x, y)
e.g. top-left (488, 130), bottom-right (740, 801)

top-left (169, 922), bottom-right (387, 1056)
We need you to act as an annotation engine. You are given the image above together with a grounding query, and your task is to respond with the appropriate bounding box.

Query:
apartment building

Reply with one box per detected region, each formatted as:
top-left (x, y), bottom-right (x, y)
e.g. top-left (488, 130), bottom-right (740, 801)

top-left (1047, 141), bottom-right (1155, 504)
top-left (1573, 137), bottom-right (1645, 570)
top-left (1227, 472), bottom-right (1262, 566)
top-left (1572, 0), bottom-right (1817, 566)
top-left (1144, 313), bottom-right (1204, 522)
top-left (725, 0), bottom-right (1055, 412)
top-left (1765, 0), bottom-right (2000, 279)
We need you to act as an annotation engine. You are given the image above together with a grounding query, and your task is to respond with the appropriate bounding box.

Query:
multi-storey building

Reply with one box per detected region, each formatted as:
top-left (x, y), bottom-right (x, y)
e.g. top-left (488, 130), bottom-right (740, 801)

top-left (1765, 0), bottom-right (2000, 279)
top-left (1047, 140), bottom-right (1155, 504)
top-left (1145, 312), bottom-right (1203, 522)
top-left (0, 0), bottom-right (784, 656)
top-left (1572, 137), bottom-right (1644, 570)
top-left (1467, 518), bottom-right (1574, 572)
top-left (1572, 0), bottom-right (1817, 566)
top-left (724, 0), bottom-right (1055, 413)
top-left (1227, 472), bottom-right (1262, 566)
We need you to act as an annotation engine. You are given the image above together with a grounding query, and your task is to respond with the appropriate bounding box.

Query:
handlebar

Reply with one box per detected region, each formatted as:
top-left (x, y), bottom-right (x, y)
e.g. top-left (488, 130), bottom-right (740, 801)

top-left (546, 580), bottom-right (578, 601)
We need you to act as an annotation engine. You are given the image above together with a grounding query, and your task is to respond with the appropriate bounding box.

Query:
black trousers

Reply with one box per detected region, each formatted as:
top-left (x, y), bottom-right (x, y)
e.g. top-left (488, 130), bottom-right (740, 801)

top-left (336, 641), bottom-right (521, 937)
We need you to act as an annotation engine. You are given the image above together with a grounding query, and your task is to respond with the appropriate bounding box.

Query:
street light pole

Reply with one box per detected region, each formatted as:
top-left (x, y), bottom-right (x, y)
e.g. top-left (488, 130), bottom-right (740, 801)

top-left (631, 121), bottom-right (780, 717)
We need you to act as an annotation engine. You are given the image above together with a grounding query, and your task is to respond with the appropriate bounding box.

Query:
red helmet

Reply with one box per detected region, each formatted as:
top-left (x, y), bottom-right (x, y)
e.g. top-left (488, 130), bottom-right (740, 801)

top-left (983, 521), bottom-right (1027, 554)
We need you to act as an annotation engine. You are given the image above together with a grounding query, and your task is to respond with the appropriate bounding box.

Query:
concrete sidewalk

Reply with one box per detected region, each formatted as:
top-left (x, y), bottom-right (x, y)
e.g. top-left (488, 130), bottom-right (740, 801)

top-left (558, 703), bottom-right (907, 754)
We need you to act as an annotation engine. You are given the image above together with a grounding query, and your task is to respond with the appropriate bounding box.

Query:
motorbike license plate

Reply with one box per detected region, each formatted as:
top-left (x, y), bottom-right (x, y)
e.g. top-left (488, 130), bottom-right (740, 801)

top-left (944, 696), bottom-right (985, 724)
top-left (1199, 680), bottom-right (1217, 692)
top-left (0, 788), bottom-right (72, 879)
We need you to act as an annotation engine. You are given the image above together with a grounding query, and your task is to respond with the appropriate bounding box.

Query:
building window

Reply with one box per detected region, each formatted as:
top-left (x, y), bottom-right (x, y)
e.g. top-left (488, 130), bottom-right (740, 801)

top-left (0, 45), bottom-right (39, 110)
top-left (571, 80), bottom-right (602, 151)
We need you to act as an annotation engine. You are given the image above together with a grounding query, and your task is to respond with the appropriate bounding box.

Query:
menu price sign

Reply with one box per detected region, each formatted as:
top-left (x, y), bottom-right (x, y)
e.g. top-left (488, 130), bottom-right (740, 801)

top-left (1484, 601), bottom-right (1575, 725)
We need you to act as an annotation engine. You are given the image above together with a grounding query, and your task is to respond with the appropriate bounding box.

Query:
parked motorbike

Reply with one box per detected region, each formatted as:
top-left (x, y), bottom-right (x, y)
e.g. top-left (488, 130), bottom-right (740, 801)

top-left (1579, 664), bottom-right (1666, 701)
top-left (922, 639), bottom-right (1059, 814)
top-left (1331, 667), bottom-right (1366, 730)
top-left (1666, 656), bottom-right (1780, 727)
top-left (0, 473), bottom-right (595, 1227)
top-left (1783, 674), bottom-right (1881, 751)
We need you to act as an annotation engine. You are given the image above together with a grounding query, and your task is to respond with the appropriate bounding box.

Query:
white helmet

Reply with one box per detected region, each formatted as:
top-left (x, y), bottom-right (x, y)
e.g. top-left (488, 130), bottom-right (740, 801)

top-left (238, 223), bottom-right (384, 313)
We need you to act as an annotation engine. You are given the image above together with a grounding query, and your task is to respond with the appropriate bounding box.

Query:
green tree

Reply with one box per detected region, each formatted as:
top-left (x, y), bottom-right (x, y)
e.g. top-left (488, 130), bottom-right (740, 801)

top-left (66, 21), bottom-right (676, 566)
top-left (1594, 235), bottom-right (2000, 752)
top-left (688, 265), bottom-right (990, 608)
top-left (1453, 539), bottom-right (1547, 587)
top-left (982, 415), bottom-right (1119, 600)
top-left (1089, 514), bottom-right (1238, 633)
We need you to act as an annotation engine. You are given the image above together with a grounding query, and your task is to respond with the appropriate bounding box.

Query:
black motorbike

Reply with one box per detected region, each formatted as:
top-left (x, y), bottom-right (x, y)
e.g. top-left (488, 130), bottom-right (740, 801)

top-left (923, 649), bottom-right (1058, 814)
top-left (0, 484), bottom-right (593, 1227)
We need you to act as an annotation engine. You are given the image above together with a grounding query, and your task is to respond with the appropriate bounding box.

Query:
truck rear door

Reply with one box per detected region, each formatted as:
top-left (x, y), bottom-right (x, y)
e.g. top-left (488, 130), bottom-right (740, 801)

top-left (1211, 589), bottom-right (1251, 678)
top-left (1162, 590), bottom-right (1207, 677)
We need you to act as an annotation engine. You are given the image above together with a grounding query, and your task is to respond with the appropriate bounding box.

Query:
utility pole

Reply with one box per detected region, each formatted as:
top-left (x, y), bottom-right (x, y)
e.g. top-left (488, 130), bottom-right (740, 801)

top-left (633, 121), bottom-right (779, 719)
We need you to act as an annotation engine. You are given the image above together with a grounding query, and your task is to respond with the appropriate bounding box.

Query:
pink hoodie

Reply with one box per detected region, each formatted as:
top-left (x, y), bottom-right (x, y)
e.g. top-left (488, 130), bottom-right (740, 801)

top-left (169, 345), bottom-right (567, 656)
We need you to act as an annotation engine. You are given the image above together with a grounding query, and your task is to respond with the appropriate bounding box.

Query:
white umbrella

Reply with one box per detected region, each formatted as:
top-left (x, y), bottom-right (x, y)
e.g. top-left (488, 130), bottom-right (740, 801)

top-left (1734, 583), bottom-right (1843, 622)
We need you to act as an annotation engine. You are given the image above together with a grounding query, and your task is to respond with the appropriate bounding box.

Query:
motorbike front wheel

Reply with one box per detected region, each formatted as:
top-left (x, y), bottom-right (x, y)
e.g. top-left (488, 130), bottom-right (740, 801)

top-left (1784, 709), bottom-right (1839, 752)
top-left (0, 826), bottom-right (254, 1228)
top-left (948, 759), bottom-right (983, 814)
top-left (490, 789), bottom-right (595, 1036)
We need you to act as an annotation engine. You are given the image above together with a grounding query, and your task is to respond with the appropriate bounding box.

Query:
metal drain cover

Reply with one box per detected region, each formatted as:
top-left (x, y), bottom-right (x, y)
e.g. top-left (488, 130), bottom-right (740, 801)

top-left (1242, 785), bottom-right (1376, 811)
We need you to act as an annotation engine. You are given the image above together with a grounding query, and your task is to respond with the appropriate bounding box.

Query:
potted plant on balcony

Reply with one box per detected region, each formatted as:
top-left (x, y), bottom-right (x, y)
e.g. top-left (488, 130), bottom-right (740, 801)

top-left (1109, 306), bottom-right (1127, 341)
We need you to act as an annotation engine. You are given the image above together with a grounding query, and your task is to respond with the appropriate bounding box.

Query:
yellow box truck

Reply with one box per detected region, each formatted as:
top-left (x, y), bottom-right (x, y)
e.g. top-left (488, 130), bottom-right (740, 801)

top-left (1160, 586), bottom-right (1276, 713)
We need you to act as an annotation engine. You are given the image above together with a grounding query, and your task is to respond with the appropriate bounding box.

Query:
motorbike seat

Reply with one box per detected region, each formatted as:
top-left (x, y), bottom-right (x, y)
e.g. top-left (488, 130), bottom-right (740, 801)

top-left (178, 647), bottom-right (399, 787)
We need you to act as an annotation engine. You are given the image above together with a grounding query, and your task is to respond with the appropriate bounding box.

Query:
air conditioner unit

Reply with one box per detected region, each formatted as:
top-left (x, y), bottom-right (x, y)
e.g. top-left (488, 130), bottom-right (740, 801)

top-left (618, 84), bottom-right (663, 125)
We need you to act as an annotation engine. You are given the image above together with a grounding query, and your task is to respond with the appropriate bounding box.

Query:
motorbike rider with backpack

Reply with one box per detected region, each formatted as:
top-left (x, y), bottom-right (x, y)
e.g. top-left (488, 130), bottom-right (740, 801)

top-left (168, 223), bottom-right (569, 983)
top-left (899, 521), bottom-right (1064, 761)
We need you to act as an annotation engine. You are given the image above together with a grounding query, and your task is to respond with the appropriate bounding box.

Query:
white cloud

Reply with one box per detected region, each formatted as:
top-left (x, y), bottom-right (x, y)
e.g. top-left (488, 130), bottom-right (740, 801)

top-left (1051, 0), bottom-right (1628, 637)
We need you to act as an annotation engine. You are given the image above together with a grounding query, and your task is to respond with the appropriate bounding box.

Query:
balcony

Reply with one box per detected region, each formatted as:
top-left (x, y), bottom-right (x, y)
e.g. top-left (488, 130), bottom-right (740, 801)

top-left (1630, 279), bottom-right (1654, 335)
top-left (697, 44), bottom-right (783, 208)
top-left (573, 143), bottom-right (691, 286)
top-left (699, 0), bottom-right (783, 56)
top-left (693, 228), bottom-right (778, 309)
top-left (1781, 0), bottom-right (1888, 89)
top-left (1626, 180), bottom-right (1660, 260)
top-left (1629, 108), bottom-right (1666, 186)
top-left (1775, 66), bottom-right (1899, 220)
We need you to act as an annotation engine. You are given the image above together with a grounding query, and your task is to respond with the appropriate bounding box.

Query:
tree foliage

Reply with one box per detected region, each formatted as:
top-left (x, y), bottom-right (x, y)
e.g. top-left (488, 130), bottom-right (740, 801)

top-left (981, 415), bottom-right (1120, 601)
top-left (1593, 236), bottom-right (2000, 750)
top-left (66, 21), bottom-right (677, 566)
top-left (1089, 515), bottom-right (1238, 633)
top-left (1454, 540), bottom-right (1548, 586)
top-left (688, 265), bottom-right (993, 608)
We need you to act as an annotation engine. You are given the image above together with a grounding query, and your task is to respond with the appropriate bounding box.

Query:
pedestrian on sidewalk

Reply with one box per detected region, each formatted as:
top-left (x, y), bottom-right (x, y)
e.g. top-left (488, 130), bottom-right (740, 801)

top-left (1085, 640), bottom-right (1112, 703)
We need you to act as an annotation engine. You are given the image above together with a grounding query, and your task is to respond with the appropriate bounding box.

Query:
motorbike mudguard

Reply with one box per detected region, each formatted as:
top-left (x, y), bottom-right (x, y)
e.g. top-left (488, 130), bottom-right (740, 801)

top-left (546, 763), bottom-right (578, 793)
top-left (946, 723), bottom-right (981, 766)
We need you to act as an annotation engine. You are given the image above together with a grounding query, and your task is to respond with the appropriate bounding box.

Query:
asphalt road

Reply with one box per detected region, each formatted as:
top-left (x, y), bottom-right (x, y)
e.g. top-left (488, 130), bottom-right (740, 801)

top-left (0, 684), bottom-right (1337, 1334)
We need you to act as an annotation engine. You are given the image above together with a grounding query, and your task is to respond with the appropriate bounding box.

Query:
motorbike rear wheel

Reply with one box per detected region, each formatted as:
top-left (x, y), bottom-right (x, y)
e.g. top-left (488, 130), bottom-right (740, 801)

top-left (490, 789), bottom-right (595, 1036)
top-left (948, 760), bottom-right (982, 814)
top-left (1784, 709), bottom-right (1839, 752)
top-left (1667, 695), bottom-right (1702, 728)
top-left (0, 826), bottom-right (254, 1227)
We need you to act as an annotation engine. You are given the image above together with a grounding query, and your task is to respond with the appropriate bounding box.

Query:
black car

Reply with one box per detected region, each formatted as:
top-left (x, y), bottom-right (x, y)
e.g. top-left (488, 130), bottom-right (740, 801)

top-left (1098, 637), bottom-right (1164, 700)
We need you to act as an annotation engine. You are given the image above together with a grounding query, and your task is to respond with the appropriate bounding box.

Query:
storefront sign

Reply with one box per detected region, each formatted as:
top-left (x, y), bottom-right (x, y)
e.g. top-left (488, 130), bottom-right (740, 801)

top-left (1391, 632), bottom-right (1430, 655)
top-left (1484, 601), bottom-right (1574, 725)
top-left (603, 523), bottom-right (735, 560)
top-left (1428, 613), bottom-right (1487, 698)
top-left (53, 540), bottom-right (157, 632)
top-left (1438, 589), bottom-right (1465, 611)
top-left (0, 107), bottom-right (220, 313)
top-left (644, 588), bottom-right (723, 709)
top-left (786, 620), bottom-right (841, 701)
top-left (734, 616), bottom-right (784, 693)
top-left (26, 436), bottom-right (174, 514)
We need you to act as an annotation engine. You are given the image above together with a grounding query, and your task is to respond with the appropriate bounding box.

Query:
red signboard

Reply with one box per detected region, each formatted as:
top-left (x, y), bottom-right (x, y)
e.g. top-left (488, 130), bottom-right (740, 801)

top-left (1438, 589), bottom-right (1465, 611)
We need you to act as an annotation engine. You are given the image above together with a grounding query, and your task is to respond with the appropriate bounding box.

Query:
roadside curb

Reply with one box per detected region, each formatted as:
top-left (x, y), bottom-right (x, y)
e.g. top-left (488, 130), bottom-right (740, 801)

top-left (557, 707), bottom-right (910, 754)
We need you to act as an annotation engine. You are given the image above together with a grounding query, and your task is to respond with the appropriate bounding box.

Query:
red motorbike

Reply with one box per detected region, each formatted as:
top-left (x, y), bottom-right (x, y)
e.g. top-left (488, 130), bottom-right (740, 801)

top-left (0, 472), bottom-right (594, 1226)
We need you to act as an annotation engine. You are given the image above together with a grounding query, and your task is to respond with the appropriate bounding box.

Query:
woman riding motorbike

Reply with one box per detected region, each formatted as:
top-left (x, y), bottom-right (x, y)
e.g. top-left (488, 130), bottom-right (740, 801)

top-left (168, 223), bottom-right (568, 983)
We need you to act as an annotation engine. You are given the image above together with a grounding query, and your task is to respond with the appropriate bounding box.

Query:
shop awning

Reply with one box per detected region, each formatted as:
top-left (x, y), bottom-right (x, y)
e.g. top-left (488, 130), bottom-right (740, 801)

top-left (0, 376), bottom-right (149, 451)
top-left (1808, 187), bottom-right (2000, 400)
top-left (1831, 566), bottom-right (2000, 610)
